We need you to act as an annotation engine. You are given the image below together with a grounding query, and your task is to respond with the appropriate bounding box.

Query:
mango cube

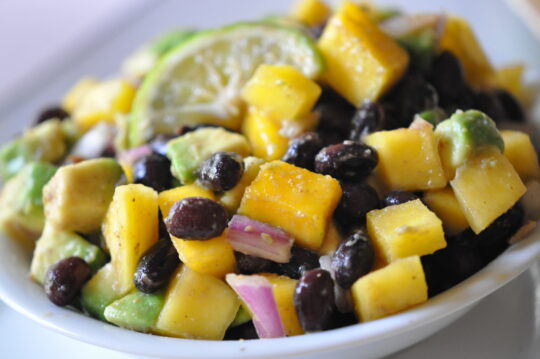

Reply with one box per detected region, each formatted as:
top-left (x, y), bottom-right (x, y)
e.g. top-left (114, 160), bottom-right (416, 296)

top-left (439, 16), bottom-right (495, 88)
top-left (495, 65), bottom-right (532, 106)
top-left (219, 156), bottom-right (265, 213)
top-left (62, 77), bottom-right (98, 113)
top-left (242, 108), bottom-right (289, 161)
top-left (290, 0), bottom-right (331, 26)
top-left (450, 149), bottom-right (526, 234)
top-left (238, 161), bottom-right (342, 250)
top-left (73, 79), bottom-right (136, 131)
top-left (102, 184), bottom-right (159, 295)
top-left (318, 1), bottom-right (409, 106)
top-left (242, 65), bottom-right (322, 120)
top-left (171, 234), bottom-right (236, 278)
top-left (366, 199), bottom-right (446, 265)
top-left (364, 126), bottom-right (447, 191)
top-left (158, 184), bottom-right (215, 218)
top-left (318, 222), bottom-right (342, 255)
top-left (262, 273), bottom-right (304, 336)
top-left (423, 187), bottom-right (469, 235)
top-left (501, 130), bottom-right (540, 182)
top-left (351, 256), bottom-right (428, 322)
top-left (153, 265), bottom-right (239, 340)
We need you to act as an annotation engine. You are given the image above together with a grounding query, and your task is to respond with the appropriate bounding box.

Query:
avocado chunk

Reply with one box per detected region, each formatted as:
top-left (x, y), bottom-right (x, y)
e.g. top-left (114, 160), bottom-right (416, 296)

top-left (435, 110), bottom-right (504, 177)
top-left (0, 119), bottom-right (66, 181)
top-left (166, 127), bottom-right (251, 184)
top-left (43, 158), bottom-right (123, 234)
top-left (0, 162), bottom-right (57, 245)
top-left (417, 107), bottom-right (447, 126)
top-left (396, 28), bottom-right (436, 73)
top-left (81, 263), bottom-right (122, 321)
top-left (104, 290), bottom-right (164, 332)
top-left (30, 223), bottom-right (107, 284)
top-left (229, 301), bottom-right (252, 328)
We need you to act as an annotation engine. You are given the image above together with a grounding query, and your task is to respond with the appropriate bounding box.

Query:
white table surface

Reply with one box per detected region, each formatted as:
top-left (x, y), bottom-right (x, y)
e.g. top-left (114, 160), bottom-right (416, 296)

top-left (1, 1), bottom-right (540, 358)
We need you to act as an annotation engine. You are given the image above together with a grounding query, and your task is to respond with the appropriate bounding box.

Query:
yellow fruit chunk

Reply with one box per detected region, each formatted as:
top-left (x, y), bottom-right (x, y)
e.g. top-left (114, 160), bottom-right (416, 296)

top-left (242, 64), bottom-right (322, 120)
top-left (290, 0), bottom-right (331, 26)
top-left (450, 149), bottom-right (526, 234)
top-left (439, 16), bottom-right (494, 88)
top-left (73, 79), bottom-right (136, 131)
top-left (154, 266), bottom-right (239, 340)
top-left (242, 108), bottom-right (289, 161)
top-left (495, 65), bottom-right (533, 107)
top-left (102, 184), bottom-right (159, 295)
top-left (262, 274), bottom-right (304, 336)
top-left (423, 187), bottom-right (469, 235)
top-left (364, 126), bottom-right (447, 191)
top-left (171, 234), bottom-right (236, 278)
top-left (219, 156), bottom-right (265, 213)
top-left (367, 199), bottom-right (446, 265)
top-left (318, 1), bottom-right (409, 106)
top-left (501, 130), bottom-right (540, 182)
top-left (62, 77), bottom-right (98, 113)
top-left (351, 256), bottom-right (427, 322)
top-left (158, 184), bottom-right (215, 218)
top-left (238, 161), bottom-right (342, 250)
top-left (318, 222), bottom-right (341, 255)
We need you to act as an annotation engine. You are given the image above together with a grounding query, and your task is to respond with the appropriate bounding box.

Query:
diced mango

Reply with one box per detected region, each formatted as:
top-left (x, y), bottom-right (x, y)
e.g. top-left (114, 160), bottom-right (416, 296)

top-left (62, 77), bottom-right (98, 113)
top-left (318, 1), bottom-right (409, 106)
top-left (102, 184), bottom-right (159, 295)
top-left (238, 161), bottom-right (342, 250)
top-left (318, 222), bottom-right (342, 255)
top-left (450, 149), bottom-right (526, 234)
top-left (501, 130), bottom-right (540, 182)
top-left (351, 256), bottom-right (427, 322)
top-left (171, 233), bottom-right (236, 278)
top-left (290, 0), bottom-right (331, 26)
top-left (158, 184), bottom-right (215, 218)
top-left (495, 64), bottom-right (533, 107)
top-left (219, 156), bottom-right (265, 213)
top-left (364, 126), bottom-right (447, 191)
top-left (242, 65), bottom-right (321, 121)
top-left (153, 265), bottom-right (239, 340)
top-left (262, 274), bottom-right (304, 336)
top-left (423, 187), bottom-right (469, 235)
top-left (73, 79), bottom-right (136, 131)
top-left (439, 16), bottom-right (495, 88)
top-left (366, 199), bottom-right (446, 265)
top-left (242, 108), bottom-right (289, 161)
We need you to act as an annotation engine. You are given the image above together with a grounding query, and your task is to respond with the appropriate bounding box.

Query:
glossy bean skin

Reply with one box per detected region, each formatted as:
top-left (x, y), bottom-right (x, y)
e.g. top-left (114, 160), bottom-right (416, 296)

top-left (273, 247), bottom-right (320, 280)
top-left (314, 141), bottom-right (378, 182)
top-left (134, 239), bottom-right (180, 293)
top-left (382, 190), bottom-right (419, 207)
top-left (133, 154), bottom-right (173, 192)
top-left (281, 132), bottom-right (324, 171)
top-left (197, 152), bottom-right (244, 192)
top-left (165, 197), bottom-right (228, 240)
top-left (335, 182), bottom-right (379, 230)
top-left (331, 230), bottom-right (375, 289)
top-left (36, 105), bottom-right (69, 125)
top-left (44, 257), bottom-right (92, 306)
top-left (349, 101), bottom-right (385, 142)
top-left (494, 89), bottom-right (526, 123)
top-left (294, 269), bottom-right (335, 332)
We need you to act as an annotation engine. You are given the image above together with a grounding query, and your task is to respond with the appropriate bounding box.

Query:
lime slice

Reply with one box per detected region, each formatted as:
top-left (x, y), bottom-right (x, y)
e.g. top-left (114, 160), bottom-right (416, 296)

top-left (128, 22), bottom-right (325, 147)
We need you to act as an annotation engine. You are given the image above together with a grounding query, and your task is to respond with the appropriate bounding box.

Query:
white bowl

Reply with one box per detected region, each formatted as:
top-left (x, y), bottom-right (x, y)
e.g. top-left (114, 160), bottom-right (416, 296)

top-left (1, 1), bottom-right (540, 358)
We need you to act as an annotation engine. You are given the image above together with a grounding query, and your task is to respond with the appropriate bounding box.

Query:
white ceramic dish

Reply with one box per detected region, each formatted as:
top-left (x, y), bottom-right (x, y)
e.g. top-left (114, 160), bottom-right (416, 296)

top-left (1, 1), bottom-right (540, 359)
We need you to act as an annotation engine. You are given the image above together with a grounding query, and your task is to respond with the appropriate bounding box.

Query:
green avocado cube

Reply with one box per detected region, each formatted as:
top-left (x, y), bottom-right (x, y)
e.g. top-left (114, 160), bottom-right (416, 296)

top-left (81, 263), bottom-right (122, 321)
top-left (166, 127), bottom-right (251, 184)
top-left (0, 162), bottom-right (57, 243)
top-left (30, 223), bottom-right (107, 284)
top-left (104, 290), bottom-right (164, 332)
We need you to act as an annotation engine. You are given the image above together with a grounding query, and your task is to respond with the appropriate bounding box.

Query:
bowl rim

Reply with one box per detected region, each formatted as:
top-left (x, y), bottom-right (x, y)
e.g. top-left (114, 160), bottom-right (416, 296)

top-left (1, 223), bottom-right (539, 359)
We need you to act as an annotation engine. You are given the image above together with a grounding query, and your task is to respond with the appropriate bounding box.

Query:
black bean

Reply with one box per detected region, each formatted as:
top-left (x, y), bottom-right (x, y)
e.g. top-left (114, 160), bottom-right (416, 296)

top-left (315, 87), bottom-right (356, 145)
top-left (177, 123), bottom-right (220, 136)
top-left (473, 90), bottom-right (506, 123)
top-left (150, 134), bottom-right (177, 156)
top-left (133, 154), bottom-right (173, 192)
top-left (224, 321), bottom-right (259, 340)
top-left (281, 132), bottom-right (324, 171)
top-left (165, 197), bottom-right (228, 240)
top-left (134, 239), bottom-right (180, 293)
top-left (44, 257), bottom-right (92, 306)
top-left (36, 106), bottom-right (69, 125)
top-left (273, 246), bottom-right (320, 279)
top-left (294, 269), bottom-right (335, 332)
top-left (331, 230), bottom-right (375, 289)
top-left (328, 311), bottom-right (358, 330)
top-left (349, 100), bottom-right (385, 141)
top-left (235, 252), bottom-right (275, 274)
top-left (197, 152), bottom-right (244, 192)
top-left (427, 51), bottom-right (467, 107)
top-left (494, 89), bottom-right (526, 123)
top-left (335, 182), bottom-right (379, 230)
top-left (382, 190), bottom-right (418, 207)
top-left (315, 141), bottom-right (378, 181)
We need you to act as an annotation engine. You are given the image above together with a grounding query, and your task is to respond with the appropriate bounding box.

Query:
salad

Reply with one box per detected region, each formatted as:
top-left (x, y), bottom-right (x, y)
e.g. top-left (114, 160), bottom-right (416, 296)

top-left (0, 0), bottom-right (538, 341)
